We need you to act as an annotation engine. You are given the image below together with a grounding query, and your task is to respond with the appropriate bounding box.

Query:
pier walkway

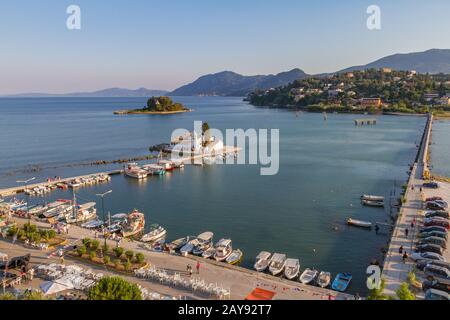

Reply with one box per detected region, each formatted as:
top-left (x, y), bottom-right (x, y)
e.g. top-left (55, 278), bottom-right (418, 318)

top-left (381, 114), bottom-right (432, 297)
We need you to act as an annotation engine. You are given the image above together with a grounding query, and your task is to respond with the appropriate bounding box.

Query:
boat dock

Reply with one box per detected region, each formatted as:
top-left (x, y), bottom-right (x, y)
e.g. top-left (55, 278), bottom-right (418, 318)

top-left (354, 118), bottom-right (377, 126)
top-left (381, 113), bottom-right (432, 297)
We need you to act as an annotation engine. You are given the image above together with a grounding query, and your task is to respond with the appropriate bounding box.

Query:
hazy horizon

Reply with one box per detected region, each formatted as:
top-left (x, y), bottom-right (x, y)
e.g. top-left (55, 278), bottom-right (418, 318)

top-left (1, 0), bottom-right (450, 95)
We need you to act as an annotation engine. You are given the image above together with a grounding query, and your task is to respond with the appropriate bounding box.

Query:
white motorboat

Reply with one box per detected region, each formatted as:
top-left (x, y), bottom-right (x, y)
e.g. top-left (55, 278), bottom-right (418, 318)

top-left (254, 251), bottom-right (272, 272)
top-left (158, 160), bottom-right (175, 171)
top-left (268, 253), bottom-right (287, 276)
top-left (167, 236), bottom-right (190, 252)
top-left (299, 268), bottom-right (318, 284)
top-left (141, 225), bottom-right (167, 242)
top-left (347, 218), bottom-right (373, 229)
top-left (361, 194), bottom-right (385, 202)
top-left (192, 231), bottom-right (214, 256)
top-left (28, 204), bottom-right (49, 216)
top-left (142, 164), bottom-right (166, 175)
top-left (214, 239), bottom-right (233, 262)
top-left (180, 238), bottom-right (199, 256)
top-left (284, 258), bottom-right (300, 280)
top-left (65, 202), bottom-right (97, 224)
top-left (124, 163), bottom-right (148, 179)
top-left (202, 247), bottom-right (216, 259)
top-left (317, 271), bottom-right (332, 288)
top-left (361, 199), bottom-right (384, 207)
top-left (226, 249), bottom-right (243, 265)
top-left (81, 219), bottom-right (105, 229)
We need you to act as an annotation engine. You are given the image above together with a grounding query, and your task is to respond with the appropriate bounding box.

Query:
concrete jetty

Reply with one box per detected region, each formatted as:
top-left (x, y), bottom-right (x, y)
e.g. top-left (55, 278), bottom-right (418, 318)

top-left (354, 118), bottom-right (377, 126)
top-left (381, 113), bottom-right (432, 297)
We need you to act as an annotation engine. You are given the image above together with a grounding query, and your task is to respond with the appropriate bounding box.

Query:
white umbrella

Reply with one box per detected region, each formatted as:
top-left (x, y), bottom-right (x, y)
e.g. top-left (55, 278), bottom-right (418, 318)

top-left (40, 281), bottom-right (73, 295)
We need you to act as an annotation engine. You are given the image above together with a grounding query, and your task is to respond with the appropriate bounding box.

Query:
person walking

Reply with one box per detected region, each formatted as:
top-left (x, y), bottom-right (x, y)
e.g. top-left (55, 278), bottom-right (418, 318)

top-left (398, 245), bottom-right (404, 254)
top-left (12, 233), bottom-right (17, 244)
top-left (402, 252), bottom-right (408, 263)
top-left (196, 261), bottom-right (200, 274)
top-left (405, 228), bottom-right (409, 238)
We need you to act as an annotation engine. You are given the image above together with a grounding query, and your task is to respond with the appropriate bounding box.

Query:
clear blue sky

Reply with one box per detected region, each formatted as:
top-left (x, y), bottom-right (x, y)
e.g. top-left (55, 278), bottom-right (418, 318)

top-left (1, 0), bottom-right (449, 94)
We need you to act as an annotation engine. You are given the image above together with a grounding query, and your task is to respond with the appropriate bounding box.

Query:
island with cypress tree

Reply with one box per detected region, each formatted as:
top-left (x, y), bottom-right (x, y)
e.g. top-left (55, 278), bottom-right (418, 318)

top-left (114, 96), bottom-right (192, 115)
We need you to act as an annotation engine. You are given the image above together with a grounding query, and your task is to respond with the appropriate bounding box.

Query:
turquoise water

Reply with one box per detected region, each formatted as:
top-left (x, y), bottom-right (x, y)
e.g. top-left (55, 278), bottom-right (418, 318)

top-left (430, 120), bottom-right (450, 177)
top-left (0, 97), bottom-right (426, 294)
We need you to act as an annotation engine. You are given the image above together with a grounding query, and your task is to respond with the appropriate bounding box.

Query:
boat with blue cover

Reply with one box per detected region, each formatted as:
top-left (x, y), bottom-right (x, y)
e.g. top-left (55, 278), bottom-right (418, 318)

top-left (331, 273), bottom-right (352, 292)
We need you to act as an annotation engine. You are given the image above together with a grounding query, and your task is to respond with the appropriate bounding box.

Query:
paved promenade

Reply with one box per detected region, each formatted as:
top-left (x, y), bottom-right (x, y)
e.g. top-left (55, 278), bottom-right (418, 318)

top-left (2, 217), bottom-right (354, 300)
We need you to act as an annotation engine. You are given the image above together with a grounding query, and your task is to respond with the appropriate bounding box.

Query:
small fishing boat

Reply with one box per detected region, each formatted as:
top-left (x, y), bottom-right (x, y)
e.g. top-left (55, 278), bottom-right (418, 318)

top-left (347, 218), bottom-right (373, 229)
top-left (106, 222), bottom-right (122, 233)
top-left (121, 210), bottom-right (145, 237)
top-left (180, 239), bottom-right (199, 256)
top-left (142, 164), bottom-right (166, 176)
top-left (317, 271), bottom-right (332, 288)
top-left (268, 253), bottom-right (287, 276)
top-left (167, 236), bottom-right (190, 252)
top-left (361, 195), bottom-right (384, 202)
top-left (254, 251), bottom-right (272, 272)
top-left (362, 199), bottom-right (384, 207)
top-left (331, 273), bottom-right (352, 292)
top-left (65, 202), bottom-right (97, 224)
top-left (141, 225), bottom-right (167, 242)
top-left (81, 219), bottom-right (105, 229)
top-left (124, 163), bottom-right (148, 179)
top-left (202, 247), bottom-right (216, 259)
top-left (68, 179), bottom-right (82, 188)
top-left (226, 249), bottom-right (243, 265)
top-left (28, 204), bottom-right (49, 216)
top-left (214, 239), bottom-right (233, 262)
top-left (284, 258), bottom-right (300, 280)
top-left (299, 268), bottom-right (318, 284)
top-left (158, 160), bottom-right (175, 171)
top-left (192, 231), bottom-right (214, 256)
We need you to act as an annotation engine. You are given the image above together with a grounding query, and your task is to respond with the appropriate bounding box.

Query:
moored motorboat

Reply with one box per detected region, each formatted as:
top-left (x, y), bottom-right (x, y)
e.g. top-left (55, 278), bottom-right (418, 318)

top-left (284, 258), bottom-right (300, 280)
top-left (317, 271), bottom-right (332, 288)
top-left (299, 268), bottom-right (318, 284)
top-left (158, 160), bottom-right (175, 171)
top-left (331, 273), bottom-right (352, 292)
top-left (192, 231), bottom-right (214, 256)
top-left (254, 251), bottom-right (272, 272)
top-left (202, 247), bottom-right (216, 259)
top-left (65, 202), bottom-right (97, 224)
top-left (124, 163), bottom-right (148, 179)
top-left (268, 253), bottom-right (287, 276)
top-left (214, 239), bottom-right (233, 262)
top-left (142, 164), bottom-right (166, 176)
top-left (226, 249), bottom-right (243, 265)
top-left (362, 199), bottom-right (384, 207)
top-left (167, 236), bottom-right (190, 252)
top-left (121, 210), bottom-right (145, 237)
top-left (347, 218), bottom-right (373, 229)
top-left (361, 195), bottom-right (384, 202)
top-left (141, 225), bottom-right (167, 242)
top-left (81, 219), bottom-right (105, 229)
top-left (180, 238), bottom-right (199, 256)
top-left (28, 204), bottom-right (49, 216)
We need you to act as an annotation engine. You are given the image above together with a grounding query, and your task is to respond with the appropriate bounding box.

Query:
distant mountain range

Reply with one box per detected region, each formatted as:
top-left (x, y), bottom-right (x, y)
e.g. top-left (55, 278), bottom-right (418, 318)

top-left (4, 49), bottom-right (450, 98)
top-left (170, 69), bottom-right (309, 96)
top-left (3, 88), bottom-right (168, 98)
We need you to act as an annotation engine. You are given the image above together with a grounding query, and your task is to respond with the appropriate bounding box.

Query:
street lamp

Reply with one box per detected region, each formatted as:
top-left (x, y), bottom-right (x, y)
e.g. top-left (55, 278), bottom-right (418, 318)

top-left (16, 177), bottom-right (36, 224)
top-left (96, 190), bottom-right (112, 247)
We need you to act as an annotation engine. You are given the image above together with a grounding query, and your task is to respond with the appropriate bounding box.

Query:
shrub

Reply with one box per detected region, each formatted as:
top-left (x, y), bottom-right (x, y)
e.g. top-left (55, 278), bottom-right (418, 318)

top-left (7, 225), bottom-right (18, 237)
top-left (103, 256), bottom-right (111, 265)
top-left (396, 283), bottom-right (415, 300)
top-left (77, 245), bottom-right (87, 257)
top-left (89, 251), bottom-right (96, 261)
top-left (102, 243), bottom-right (109, 254)
top-left (124, 261), bottom-right (132, 272)
top-left (113, 247), bottom-right (124, 258)
top-left (125, 250), bottom-right (134, 262)
top-left (135, 253), bottom-right (145, 264)
top-left (88, 276), bottom-right (142, 300)
top-left (82, 238), bottom-right (91, 248)
top-left (23, 223), bottom-right (37, 233)
top-left (114, 259), bottom-right (121, 269)
top-left (90, 240), bottom-right (100, 252)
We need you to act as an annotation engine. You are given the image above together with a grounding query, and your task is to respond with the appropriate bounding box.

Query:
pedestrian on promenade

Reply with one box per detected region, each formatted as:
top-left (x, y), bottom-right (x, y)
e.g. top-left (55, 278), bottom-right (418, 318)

top-left (60, 256), bottom-right (65, 265)
top-left (402, 252), bottom-right (408, 263)
top-left (12, 233), bottom-right (17, 244)
top-left (94, 231), bottom-right (98, 239)
top-left (405, 228), bottom-right (409, 238)
top-left (399, 245), bottom-right (404, 254)
top-left (196, 261), bottom-right (200, 274)
top-left (29, 268), bottom-right (34, 281)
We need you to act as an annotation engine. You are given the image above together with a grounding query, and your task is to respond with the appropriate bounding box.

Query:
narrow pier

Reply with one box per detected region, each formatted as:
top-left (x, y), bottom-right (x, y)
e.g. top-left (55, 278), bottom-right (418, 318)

top-left (381, 113), bottom-right (432, 297)
top-left (354, 118), bottom-right (377, 126)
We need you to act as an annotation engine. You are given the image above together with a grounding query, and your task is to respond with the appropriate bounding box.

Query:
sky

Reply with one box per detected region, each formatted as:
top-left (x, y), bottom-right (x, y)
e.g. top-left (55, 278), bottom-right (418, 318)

top-left (1, 0), bottom-right (450, 94)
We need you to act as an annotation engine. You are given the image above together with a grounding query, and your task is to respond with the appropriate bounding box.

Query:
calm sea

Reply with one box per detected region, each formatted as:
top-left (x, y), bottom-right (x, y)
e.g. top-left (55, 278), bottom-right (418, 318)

top-left (430, 120), bottom-right (450, 177)
top-left (0, 97), bottom-right (426, 294)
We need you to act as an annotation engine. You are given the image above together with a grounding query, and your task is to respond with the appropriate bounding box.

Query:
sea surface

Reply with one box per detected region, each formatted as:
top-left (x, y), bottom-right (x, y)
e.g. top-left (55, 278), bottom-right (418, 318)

top-left (0, 97), bottom-right (427, 294)
top-left (430, 120), bottom-right (450, 177)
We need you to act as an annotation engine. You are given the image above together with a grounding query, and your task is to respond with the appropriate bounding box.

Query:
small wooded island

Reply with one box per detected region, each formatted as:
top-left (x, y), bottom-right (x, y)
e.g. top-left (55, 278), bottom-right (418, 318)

top-left (114, 96), bottom-right (192, 115)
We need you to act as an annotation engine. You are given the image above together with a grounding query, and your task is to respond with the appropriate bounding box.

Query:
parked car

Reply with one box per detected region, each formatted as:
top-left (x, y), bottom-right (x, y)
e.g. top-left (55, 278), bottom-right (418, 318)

top-left (426, 196), bottom-right (444, 202)
top-left (417, 236), bottom-right (447, 249)
top-left (422, 280), bottom-right (450, 294)
top-left (416, 244), bottom-right (444, 255)
top-left (416, 260), bottom-right (450, 271)
top-left (424, 211), bottom-right (449, 219)
top-left (424, 218), bottom-right (450, 230)
top-left (424, 265), bottom-right (450, 284)
top-left (410, 251), bottom-right (446, 262)
top-left (425, 289), bottom-right (449, 300)
top-left (426, 202), bottom-right (447, 211)
top-left (423, 182), bottom-right (439, 189)
top-left (418, 231), bottom-right (448, 240)
top-left (420, 226), bottom-right (448, 234)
